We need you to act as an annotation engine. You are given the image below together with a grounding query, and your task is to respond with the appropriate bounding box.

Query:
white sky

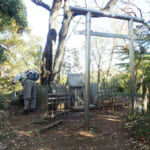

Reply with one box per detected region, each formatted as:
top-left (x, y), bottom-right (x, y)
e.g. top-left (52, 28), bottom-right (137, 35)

top-left (23, 0), bottom-right (49, 47)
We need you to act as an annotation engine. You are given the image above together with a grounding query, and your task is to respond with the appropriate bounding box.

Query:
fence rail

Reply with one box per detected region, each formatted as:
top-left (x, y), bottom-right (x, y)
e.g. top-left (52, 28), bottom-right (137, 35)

top-left (47, 93), bottom-right (70, 118)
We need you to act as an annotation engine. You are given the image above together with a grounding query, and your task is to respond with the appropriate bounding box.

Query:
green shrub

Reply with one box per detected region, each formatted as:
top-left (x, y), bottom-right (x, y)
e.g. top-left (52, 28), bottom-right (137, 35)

top-left (116, 92), bottom-right (130, 96)
top-left (0, 101), bottom-right (5, 110)
top-left (125, 111), bottom-right (150, 142)
top-left (124, 110), bottom-right (136, 122)
top-left (133, 115), bottom-right (150, 142)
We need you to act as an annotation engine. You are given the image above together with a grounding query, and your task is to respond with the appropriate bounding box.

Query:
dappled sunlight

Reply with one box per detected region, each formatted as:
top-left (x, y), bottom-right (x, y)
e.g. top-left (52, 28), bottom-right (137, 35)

top-left (95, 114), bottom-right (121, 122)
top-left (16, 130), bottom-right (35, 137)
top-left (78, 131), bottom-right (97, 138)
top-left (37, 148), bottom-right (53, 150)
top-left (105, 117), bottom-right (121, 122)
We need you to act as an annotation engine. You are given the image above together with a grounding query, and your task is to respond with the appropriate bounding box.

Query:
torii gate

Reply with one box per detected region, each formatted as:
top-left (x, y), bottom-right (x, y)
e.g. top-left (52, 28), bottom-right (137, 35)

top-left (70, 6), bottom-right (145, 130)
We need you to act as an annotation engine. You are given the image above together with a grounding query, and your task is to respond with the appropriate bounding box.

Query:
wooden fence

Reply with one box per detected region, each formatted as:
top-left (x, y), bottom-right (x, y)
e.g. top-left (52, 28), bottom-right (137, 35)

top-left (95, 80), bottom-right (122, 110)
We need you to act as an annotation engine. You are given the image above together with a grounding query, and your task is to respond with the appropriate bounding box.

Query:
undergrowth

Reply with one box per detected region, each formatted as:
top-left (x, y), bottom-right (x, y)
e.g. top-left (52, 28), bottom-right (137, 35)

top-left (0, 99), bottom-right (5, 110)
top-left (125, 110), bottom-right (150, 142)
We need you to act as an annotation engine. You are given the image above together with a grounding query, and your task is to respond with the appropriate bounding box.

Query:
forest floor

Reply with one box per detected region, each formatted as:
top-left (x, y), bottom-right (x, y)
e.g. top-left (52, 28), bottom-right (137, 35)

top-left (0, 97), bottom-right (150, 150)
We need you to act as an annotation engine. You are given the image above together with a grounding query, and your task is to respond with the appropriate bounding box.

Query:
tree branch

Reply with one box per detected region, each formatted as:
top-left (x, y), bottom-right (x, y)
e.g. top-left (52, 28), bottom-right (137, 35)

top-left (120, 1), bottom-right (150, 29)
top-left (130, 3), bottom-right (143, 18)
top-left (120, 0), bottom-right (143, 18)
top-left (85, 0), bottom-right (87, 7)
top-left (72, 0), bottom-right (118, 16)
top-left (93, 0), bottom-right (102, 10)
top-left (106, 41), bottom-right (116, 79)
top-left (66, 16), bottom-right (82, 41)
top-left (121, 8), bottom-right (137, 17)
top-left (31, 0), bottom-right (51, 11)
top-left (102, 0), bottom-right (118, 11)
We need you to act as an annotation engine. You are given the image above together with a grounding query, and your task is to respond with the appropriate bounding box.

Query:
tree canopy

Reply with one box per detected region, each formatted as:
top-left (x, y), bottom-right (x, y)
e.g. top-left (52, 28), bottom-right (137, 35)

top-left (0, 22), bottom-right (42, 93)
top-left (0, 0), bottom-right (27, 32)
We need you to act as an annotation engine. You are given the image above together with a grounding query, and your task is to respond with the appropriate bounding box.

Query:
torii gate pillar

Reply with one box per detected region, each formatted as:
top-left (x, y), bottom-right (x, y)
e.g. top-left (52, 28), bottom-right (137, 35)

top-left (85, 12), bottom-right (91, 130)
top-left (129, 19), bottom-right (136, 110)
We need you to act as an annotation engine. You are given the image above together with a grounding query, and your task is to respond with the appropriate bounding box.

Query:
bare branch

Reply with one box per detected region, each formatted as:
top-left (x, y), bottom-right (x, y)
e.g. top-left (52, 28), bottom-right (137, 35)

top-left (102, 0), bottom-right (118, 11)
top-left (120, 0), bottom-right (130, 5)
top-left (93, 0), bottom-right (102, 10)
top-left (120, 8), bottom-right (137, 17)
top-left (106, 41), bottom-right (116, 79)
top-left (31, 0), bottom-right (51, 11)
top-left (120, 0), bottom-right (143, 18)
top-left (142, 22), bottom-right (150, 30)
top-left (66, 16), bottom-right (82, 41)
top-left (131, 3), bottom-right (143, 18)
top-left (119, 2), bottom-right (150, 30)
top-left (85, 0), bottom-right (87, 7)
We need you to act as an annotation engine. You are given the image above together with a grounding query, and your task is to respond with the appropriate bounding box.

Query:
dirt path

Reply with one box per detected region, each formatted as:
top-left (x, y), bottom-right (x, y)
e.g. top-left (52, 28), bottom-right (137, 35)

top-left (0, 105), bottom-right (149, 150)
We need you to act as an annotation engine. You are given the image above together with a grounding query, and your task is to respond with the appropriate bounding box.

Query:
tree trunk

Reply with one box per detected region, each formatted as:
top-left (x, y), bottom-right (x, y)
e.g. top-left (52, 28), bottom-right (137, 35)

top-left (147, 83), bottom-right (150, 126)
top-left (40, 0), bottom-right (73, 84)
top-left (52, 0), bottom-right (73, 82)
top-left (97, 64), bottom-right (100, 84)
top-left (142, 79), bottom-right (148, 114)
top-left (41, 29), bottom-right (52, 85)
top-left (41, 0), bottom-right (62, 85)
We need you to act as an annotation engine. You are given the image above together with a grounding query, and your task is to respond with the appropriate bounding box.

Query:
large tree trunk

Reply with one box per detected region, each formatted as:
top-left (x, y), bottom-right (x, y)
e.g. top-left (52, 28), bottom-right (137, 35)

top-left (51, 0), bottom-right (73, 82)
top-left (40, 0), bottom-right (73, 84)
top-left (41, 0), bottom-right (62, 85)
top-left (40, 29), bottom-right (52, 85)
